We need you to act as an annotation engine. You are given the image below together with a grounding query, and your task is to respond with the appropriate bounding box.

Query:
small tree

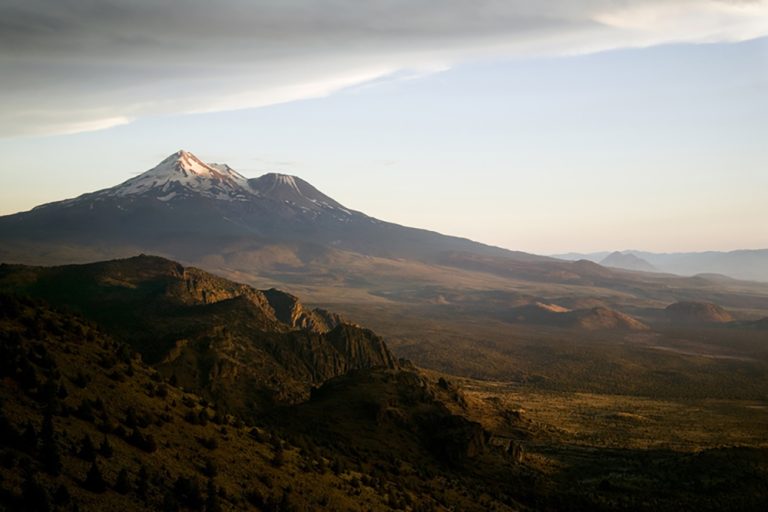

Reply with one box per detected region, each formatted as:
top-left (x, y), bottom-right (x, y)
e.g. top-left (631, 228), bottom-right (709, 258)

top-left (53, 484), bottom-right (71, 507)
top-left (202, 457), bottom-right (218, 477)
top-left (206, 477), bottom-right (222, 512)
top-left (21, 420), bottom-right (38, 452)
top-left (114, 468), bottom-right (131, 494)
top-left (40, 411), bottom-right (61, 475)
top-left (78, 434), bottom-right (97, 461)
top-left (83, 461), bottom-right (107, 493)
top-left (99, 435), bottom-right (114, 458)
top-left (136, 465), bottom-right (150, 500)
top-left (271, 444), bottom-right (285, 468)
top-left (40, 437), bottom-right (62, 475)
top-left (22, 474), bottom-right (51, 512)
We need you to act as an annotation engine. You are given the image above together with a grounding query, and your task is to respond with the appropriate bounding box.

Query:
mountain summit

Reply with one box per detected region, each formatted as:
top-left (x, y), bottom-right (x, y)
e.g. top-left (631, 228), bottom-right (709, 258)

top-left (600, 251), bottom-right (656, 273)
top-left (107, 150), bottom-right (252, 201)
top-left (249, 172), bottom-right (349, 212)
top-left (0, 149), bottom-right (563, 285)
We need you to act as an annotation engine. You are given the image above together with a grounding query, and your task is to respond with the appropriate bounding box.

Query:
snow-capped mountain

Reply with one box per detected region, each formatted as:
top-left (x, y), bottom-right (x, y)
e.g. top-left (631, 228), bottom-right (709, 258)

top-left (0, 149), bottom-right (548, 272)
top-left (64, 150), bottom-right (352, 220)
top-left (107, 150), bottom-right (253, 201)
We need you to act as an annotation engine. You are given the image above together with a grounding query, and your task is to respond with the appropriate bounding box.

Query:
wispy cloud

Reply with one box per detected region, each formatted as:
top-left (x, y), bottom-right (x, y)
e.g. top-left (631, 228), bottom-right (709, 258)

top-left (1, 0), bottom-right (766, 137)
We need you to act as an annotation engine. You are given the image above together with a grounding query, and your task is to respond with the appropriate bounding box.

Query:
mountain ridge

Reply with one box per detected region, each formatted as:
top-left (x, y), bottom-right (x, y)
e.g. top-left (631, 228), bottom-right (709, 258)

top-left (0, 255), bottom-right (397, 413)
top-left (555, 249), bottom-right (768, 282)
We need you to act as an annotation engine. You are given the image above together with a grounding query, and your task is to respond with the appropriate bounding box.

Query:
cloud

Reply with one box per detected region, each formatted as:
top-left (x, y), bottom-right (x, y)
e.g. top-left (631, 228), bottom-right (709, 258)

top-left (1, 0), bottom-right (766, 137)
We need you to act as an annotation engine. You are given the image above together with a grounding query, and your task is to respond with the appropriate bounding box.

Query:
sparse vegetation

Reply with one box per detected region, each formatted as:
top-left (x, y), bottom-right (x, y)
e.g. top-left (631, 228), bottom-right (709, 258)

top-left (1, 257), bottom-right (767, 511)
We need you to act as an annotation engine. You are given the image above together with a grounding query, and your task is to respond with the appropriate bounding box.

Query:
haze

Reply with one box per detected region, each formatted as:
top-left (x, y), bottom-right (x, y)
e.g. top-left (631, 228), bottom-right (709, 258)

top-left (1, 0), bottom-right (766, 254)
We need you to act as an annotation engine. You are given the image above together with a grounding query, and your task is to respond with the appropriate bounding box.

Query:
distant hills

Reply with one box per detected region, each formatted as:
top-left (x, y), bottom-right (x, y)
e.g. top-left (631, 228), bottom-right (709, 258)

top-left (599, 251), bottom-right (656, 272)
top-left (555, 249), bottom-right (768, 282)
top-left (665, 301), bottom-right (735, 324)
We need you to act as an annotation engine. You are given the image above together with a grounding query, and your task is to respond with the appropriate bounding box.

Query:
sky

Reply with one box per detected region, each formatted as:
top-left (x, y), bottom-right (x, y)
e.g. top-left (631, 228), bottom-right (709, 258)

top-left (1, 0), bottom-right (767, 254)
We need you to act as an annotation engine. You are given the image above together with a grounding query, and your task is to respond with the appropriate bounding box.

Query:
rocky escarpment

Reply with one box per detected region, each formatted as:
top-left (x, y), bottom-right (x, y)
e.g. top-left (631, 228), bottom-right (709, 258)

top-left (262, 288), bottom-right (342, 332)
top-left (0, 255), bottom-right (397, 415)
top-left (290, 369), bottom-right (488, 465)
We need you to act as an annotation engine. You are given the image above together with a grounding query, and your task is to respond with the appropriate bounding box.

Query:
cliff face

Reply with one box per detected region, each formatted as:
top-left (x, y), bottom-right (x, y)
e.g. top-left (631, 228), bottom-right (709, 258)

top-left (262, 288), bottom-right (342, 333)
top-left (0, 255), bottom-right (396, 416)
top-left (289, 369), bottom-right (488, 466)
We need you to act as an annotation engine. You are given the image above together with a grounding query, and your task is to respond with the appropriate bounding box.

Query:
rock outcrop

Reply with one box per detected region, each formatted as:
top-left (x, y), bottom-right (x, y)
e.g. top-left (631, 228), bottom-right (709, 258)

top-left (0, 255), bottom-right (397, 415)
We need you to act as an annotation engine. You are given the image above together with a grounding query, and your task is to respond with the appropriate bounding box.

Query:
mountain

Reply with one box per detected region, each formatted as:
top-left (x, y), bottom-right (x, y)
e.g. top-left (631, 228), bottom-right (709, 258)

top-left (634, 250), bottom-right (768, 282)
top-left (0, 149), bottom-right (548, 266)
top-left (556, 249), bottom-right (768, 282)
top-left (0, 255), bottom-right (396, 415)
top-left (600, 251), bottom-right (656, 272)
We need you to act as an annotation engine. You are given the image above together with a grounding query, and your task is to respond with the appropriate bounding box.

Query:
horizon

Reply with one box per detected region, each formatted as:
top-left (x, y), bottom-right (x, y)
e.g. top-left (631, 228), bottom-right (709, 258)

top-left (1, 1), bottom-right (767, 254)
top-left (2, 144), bottom-right (767, 256)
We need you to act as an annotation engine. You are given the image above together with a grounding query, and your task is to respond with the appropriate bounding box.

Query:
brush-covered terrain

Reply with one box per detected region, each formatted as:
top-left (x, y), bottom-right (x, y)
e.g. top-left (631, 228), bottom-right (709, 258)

top-left (0, 294), bottom-right (528, 511)
top-left (1, 256), bottom-right (767, 511)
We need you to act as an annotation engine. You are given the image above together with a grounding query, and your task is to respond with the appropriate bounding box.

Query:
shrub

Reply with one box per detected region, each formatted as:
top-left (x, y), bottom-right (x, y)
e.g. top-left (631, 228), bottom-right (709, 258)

top-left (72, 371), bottom-right (90, 389)
top-left (197, 436), bottom-right (218, 450)
top-left (74, 399), bottom-right (95, 422)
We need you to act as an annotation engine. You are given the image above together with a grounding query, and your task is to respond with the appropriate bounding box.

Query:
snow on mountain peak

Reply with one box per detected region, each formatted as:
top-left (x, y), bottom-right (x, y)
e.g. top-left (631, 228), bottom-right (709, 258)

top-left (108, 150), bottom-right (252, 201)
top-left (84, 150), bottom-right (352, 217)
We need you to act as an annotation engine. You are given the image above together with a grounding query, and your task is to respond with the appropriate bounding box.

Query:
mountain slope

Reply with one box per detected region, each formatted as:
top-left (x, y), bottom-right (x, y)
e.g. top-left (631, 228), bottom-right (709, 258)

top-left (505, 303), bottom-right (649, 331)
top-left (665, 301), bottom-right (735, 324)
top-left (0, 294), bottom-right (521, 512)
top-left (600, 251), bottom-right (657, 272)
top-left (0, 255), bottom-right (397, 414)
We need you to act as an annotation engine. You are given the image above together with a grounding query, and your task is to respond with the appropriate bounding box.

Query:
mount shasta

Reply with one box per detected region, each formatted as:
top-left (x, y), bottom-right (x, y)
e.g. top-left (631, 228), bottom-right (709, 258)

top-left (2, 150), bottom-right (767, 333)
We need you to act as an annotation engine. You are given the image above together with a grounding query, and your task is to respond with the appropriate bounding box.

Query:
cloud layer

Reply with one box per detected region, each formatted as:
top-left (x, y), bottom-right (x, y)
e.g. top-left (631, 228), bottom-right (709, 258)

top-left (1, 0), bottom-right (767, 137)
